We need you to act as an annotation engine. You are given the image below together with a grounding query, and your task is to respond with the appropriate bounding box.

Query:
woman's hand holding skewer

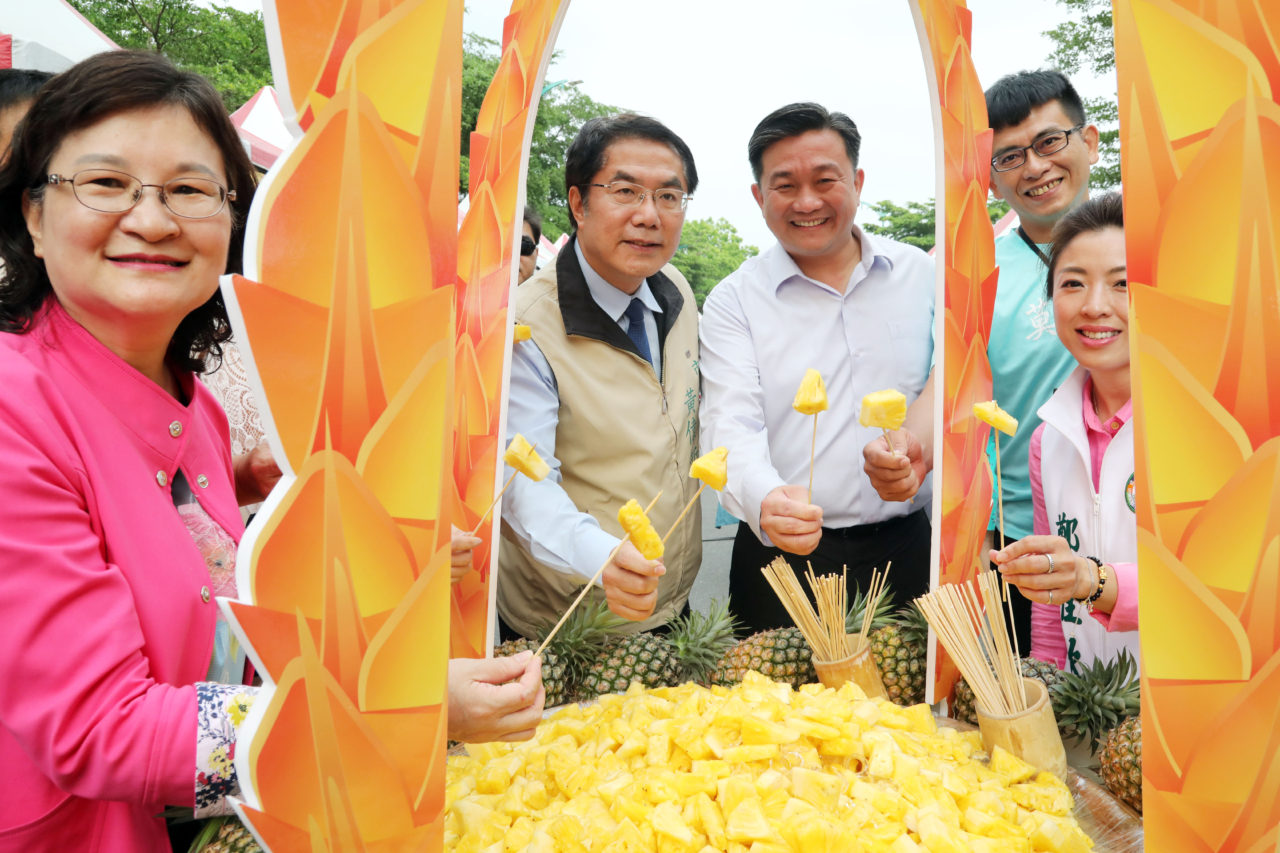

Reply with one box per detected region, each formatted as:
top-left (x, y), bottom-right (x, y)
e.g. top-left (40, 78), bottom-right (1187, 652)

top-left (990, 535), bottom-right (1101, 610)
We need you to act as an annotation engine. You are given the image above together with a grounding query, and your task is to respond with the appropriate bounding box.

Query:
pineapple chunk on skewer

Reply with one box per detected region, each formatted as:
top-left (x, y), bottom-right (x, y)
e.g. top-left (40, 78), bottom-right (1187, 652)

top-left (689, 446), bottom-right (729, 491)
top-left (859, 389), bottom-right (908, 430)
top-left (792, 368), bottom-right (829, 414)
top-left (503, 432), bottom-right (549, 480)
top-left (619, 498), bottom-right (664, 560)
top-left (973, 400), bottom-right (1018, 436)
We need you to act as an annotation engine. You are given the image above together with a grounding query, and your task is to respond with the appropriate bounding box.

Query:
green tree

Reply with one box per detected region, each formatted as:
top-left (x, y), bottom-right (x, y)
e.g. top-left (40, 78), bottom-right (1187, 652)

top-left (68, 0), bottom-right (271, 111)
top-left (670, 218), bottom-right (758, 308)
top-left (461, 35), bottom-right (617, 239)
top-left (863, 199), bottom-right (1011, 253)
top-left (1044, 0), bottom-right (1120, 190)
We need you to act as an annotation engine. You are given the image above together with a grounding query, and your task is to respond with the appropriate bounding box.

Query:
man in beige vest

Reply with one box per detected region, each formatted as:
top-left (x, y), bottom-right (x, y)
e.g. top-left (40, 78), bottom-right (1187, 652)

top-left (498, 114), bottom-right (703, 641)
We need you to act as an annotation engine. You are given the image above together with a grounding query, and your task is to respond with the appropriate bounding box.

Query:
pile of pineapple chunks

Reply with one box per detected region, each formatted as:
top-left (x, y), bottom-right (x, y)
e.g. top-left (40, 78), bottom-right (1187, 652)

top-left (445, 672), bottom-right (1094, 852)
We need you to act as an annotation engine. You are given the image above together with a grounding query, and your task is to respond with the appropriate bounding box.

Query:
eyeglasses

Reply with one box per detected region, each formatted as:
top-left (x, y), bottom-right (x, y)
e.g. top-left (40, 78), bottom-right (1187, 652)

top-left (991, 125), bottom-right (1085, 172)
top-left (520, 235), bottom-right (537, 257)
top-left (585, 181), bottom-right (690, 213)
top-left (46, 169), bottom-right (236, 219)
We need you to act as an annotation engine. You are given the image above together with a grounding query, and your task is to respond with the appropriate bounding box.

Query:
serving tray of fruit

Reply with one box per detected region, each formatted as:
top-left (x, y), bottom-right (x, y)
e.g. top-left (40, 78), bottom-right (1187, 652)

top-left (446, 673), bottom-right (1140, 852)
top-left (461, 599), bottom-right (1142, 851)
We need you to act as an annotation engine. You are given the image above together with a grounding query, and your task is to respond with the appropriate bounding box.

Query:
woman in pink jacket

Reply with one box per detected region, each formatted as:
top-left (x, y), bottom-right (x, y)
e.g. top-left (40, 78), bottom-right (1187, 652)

top-left (0, 52), bottom-right (542, 851)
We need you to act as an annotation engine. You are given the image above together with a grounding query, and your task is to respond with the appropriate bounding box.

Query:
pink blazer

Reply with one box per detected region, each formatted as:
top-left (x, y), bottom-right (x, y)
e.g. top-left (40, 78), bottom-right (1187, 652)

top-left (0, 303), bottom-right (242, 851)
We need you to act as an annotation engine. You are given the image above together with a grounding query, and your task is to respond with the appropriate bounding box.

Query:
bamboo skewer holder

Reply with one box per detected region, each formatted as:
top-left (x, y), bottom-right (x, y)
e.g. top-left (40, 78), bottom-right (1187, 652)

top-left (975, 677), bottom-right (1067, 780)
top-left (812, 636), bottom-right (888, 700)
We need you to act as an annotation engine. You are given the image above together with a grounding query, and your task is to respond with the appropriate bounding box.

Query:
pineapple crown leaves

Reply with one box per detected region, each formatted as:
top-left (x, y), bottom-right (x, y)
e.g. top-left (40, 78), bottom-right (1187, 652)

top-left (1050, 649), bottom-right (1140, 754)
top-left (845, 583), bottom-right (898, 634)
top-left (895, 604), bottom-right (931, 644)
top-left (534, 600), bottom-right (626, 683)
top-left (666, 599), bottom-right (740, 684)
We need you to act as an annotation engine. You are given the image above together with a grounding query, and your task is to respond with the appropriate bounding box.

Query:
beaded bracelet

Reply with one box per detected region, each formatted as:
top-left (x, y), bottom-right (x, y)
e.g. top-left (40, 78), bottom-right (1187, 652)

top-left (1084, 556), bottom-right (1108, 612)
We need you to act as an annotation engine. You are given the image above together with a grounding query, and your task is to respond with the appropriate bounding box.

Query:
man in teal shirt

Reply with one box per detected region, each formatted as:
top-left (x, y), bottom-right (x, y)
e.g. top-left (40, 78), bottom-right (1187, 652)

top-left (862, 70), bottom-right (1098, 649)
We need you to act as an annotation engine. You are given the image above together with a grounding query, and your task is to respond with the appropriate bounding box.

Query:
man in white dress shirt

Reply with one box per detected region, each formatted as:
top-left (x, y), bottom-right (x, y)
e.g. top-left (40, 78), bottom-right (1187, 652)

top-left (700, 102), bottom-right (935, 633)
top-left (497, 114), bottom-right (703, 641)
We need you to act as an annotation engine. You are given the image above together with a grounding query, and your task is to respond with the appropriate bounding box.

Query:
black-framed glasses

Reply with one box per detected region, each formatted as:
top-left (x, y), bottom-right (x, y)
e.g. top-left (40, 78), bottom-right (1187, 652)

top-left (520, 235), bottom-right (537, 256)
top-left (46, 169), bottom-right (236, 219)
top-left (991, 125), bottom-right (1085, 172)
top-left (585, 180), bottom-right (690, 213)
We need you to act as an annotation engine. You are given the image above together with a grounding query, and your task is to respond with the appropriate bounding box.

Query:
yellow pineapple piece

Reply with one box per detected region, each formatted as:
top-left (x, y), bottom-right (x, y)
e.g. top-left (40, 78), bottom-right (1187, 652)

top-left (742, 716), bottom-right (801, 745)
top-left (691, 792), bottom-right (727, 848)
top-left (513, 323), bottom-right (533, 342)
top-left (792, 368), bottom-right (829, 415)
top-left (618, 498), bottom-right (664, 559)
top-left (503, 432), bottom-right (550, 480)
top-left (790, 766), bottom-right (840, 811)
top-left (989, 745), bottom-right (1038, 784)
top-left (724, 798), bottom-right (776, 843)
top-left (973, 400), bottom-right (1019, 436)
top-left (723, 743), bottom-right (781, 763)
top-left (859, 389), bottom-right (908, 430)
top-left (651, 800), bottom-right (696, 845)
top-left (689, 446), bottom-right (729, 491)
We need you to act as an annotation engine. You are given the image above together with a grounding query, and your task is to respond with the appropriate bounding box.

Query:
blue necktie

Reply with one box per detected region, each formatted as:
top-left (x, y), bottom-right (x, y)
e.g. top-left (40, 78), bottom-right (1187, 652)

top-left (623, 298), bottom-right (653, 366)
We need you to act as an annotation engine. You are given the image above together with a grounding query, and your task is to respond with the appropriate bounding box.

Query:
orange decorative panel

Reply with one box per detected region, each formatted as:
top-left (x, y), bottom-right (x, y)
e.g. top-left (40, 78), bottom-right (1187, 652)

top-left (220, 0), bottom-right (463, 846)
top-left (1116, 0), bottom-right (1280, 848)
top-left (911, 0), bottom-right (1000, 703)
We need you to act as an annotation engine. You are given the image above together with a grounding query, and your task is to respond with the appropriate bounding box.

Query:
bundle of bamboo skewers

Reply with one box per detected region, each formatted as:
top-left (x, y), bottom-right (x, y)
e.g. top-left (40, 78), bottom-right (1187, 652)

top-left (760, 558), bottom-right (890, 661)
top-left (916, 572), bottom-right (1027, 716)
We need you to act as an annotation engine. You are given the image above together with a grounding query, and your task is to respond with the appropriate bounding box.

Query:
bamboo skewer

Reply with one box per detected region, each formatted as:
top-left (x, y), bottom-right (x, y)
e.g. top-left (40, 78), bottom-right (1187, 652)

top-left (916, 574), bottom-right (1028, 717)
top-left (469, 441), bottom-right (538, 537)
top-left (535, 491), bottom-right (662, 657)
top-left (807, 415), bottom-right (818, 503)
top-left (855, 562), bottom-right (892, 653)
top-left (661, 483), bottom-right (705, 546)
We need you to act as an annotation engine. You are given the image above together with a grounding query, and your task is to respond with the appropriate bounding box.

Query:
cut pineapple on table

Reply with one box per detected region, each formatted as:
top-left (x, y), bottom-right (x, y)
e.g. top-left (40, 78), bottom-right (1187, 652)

top-left (504, 432), bottom-right (550, 480)
top-left (859, 389), bottom-right (908, 430)
top-left (792, 369), bottom-right (829, 415)
top-left (689, 447), bottom-right (729, 491)
top-left (445, 672), bottom-right (1096, 852)
top-left (618, 498), bottom-right (664, 560)
top-left (973, 400), bottom-right (1019, 436)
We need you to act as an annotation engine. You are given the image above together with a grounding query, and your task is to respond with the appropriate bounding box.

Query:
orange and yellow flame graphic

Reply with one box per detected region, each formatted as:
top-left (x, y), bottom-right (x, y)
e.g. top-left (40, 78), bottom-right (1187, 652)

top-left (1117, 0), bottom-right (1280, 848)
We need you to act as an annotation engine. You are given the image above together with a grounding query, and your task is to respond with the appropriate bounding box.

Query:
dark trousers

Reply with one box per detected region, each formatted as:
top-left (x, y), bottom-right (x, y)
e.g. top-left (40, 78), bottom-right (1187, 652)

top-left (729, 510), bottom-right (932, 636)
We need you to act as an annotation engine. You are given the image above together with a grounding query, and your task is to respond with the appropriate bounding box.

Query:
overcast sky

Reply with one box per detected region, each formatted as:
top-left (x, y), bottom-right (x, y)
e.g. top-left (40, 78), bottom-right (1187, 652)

top-left (460, 0), bottom-right (1114, 249)
top-left (221, 0), bottom-right (1113, 250)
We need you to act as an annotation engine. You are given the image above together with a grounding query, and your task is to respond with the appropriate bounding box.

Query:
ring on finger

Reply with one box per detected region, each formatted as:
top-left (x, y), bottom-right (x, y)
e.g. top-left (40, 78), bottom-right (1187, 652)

top-left (1045, 553), bottom-right (1055, 574)
top-left (1048, 589), bottom-right (1054, 605)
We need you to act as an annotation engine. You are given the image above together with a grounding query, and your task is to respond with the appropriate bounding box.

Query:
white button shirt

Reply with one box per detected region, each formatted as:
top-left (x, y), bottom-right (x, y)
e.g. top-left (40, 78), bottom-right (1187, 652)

top-left (699, 227), bottom-right (935, 543)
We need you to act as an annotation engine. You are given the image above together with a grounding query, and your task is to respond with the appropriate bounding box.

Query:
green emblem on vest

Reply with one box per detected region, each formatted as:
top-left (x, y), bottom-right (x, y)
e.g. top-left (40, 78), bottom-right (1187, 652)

top-left (1125, 473), bottom-right (1136, 513)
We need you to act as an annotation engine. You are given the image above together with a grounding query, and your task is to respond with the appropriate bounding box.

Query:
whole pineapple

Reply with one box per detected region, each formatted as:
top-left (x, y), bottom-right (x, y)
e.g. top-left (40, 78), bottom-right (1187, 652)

top-left (1098, 715), bottom-right (1142, 813)
top-left (868, 606), bottom-right (930, 706)
top-left (579, 631), bottom-right (680, 698)
top-left (951, 656), bottom-right (1064, 725)
top-left (711, 626), bottom-right (815, 690)
top-left (495, 600), bottom-right (620, 706)
top-left (1050, 649), bottom-right (1140, 753)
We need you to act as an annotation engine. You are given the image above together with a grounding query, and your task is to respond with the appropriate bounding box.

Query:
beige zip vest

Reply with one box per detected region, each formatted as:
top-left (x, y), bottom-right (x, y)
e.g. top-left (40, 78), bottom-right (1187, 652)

top-left (497, 243), bottom-right (702, 638)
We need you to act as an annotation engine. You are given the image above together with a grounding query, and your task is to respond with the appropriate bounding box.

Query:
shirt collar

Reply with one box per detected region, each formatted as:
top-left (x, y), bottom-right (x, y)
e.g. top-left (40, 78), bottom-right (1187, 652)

top-left (763, 225), bottom-right (894, 294)
top-left (1081, 374), bottom-right (1133, 435)
top-left (573, 240), bottom-right (664, 322)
